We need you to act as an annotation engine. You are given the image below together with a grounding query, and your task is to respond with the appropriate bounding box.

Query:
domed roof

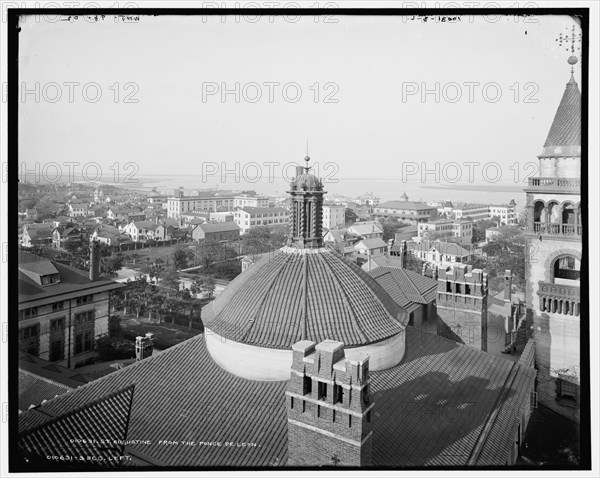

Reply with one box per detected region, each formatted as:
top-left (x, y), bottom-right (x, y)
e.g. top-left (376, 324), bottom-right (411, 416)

top-left (202, 247), bottom-right (406, 350)
top-left (292, 171), bottom-right (322, 190)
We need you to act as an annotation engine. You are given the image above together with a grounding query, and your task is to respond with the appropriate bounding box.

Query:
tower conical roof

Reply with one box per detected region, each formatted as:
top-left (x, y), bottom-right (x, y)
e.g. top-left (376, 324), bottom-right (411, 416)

top-left (540, 75), bottom-right (581, 157)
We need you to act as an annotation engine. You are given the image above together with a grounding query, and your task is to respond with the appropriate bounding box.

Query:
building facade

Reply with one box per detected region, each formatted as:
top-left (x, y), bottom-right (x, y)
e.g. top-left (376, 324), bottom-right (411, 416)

top-left (233, 207), bottom-right (289, 235)
top-left (322, 204), bottom-right (346, 230)
top-left (373, 194), bottom-right (437, 224)
top-left (524, 63), bottom-right (582, 423)
top-left (418, 219), bottom-right (473, 243)
top-left (18, 245), bottom-right (124, 369)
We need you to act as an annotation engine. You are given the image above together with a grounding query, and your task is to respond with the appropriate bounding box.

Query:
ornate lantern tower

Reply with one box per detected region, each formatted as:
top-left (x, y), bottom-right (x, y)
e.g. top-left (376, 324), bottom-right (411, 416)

top-left (287, 155), bottom-right (326, 249)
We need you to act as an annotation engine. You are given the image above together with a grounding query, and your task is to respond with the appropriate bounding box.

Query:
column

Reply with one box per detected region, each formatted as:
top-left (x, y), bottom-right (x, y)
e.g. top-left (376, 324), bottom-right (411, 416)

top-left (527, 200), bottom-right (535, 232)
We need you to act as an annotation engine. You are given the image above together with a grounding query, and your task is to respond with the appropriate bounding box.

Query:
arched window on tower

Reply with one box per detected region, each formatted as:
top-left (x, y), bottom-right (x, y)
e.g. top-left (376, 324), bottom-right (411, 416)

top-left (553, 255), bottom-right (580, 282)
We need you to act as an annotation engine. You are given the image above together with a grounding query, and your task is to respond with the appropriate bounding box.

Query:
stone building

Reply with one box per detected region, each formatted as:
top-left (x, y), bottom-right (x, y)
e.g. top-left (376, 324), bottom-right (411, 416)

top-left (524, 51), bottom-right (582, 423)
top-left (18, 243), bottom-right (124, 368)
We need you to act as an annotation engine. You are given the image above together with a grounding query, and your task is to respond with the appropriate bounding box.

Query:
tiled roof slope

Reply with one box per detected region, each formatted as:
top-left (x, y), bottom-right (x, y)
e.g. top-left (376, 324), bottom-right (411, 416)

top-left (370, 328), bottom-right (536, 466)
top-left (19, 370), bottom-right (73, 411)
top-left (203, 248), bottom-right (406, 348)
top-left (369, 266), bottom-right (438, 308)
top-left (19, 335), bottom-right (289, 468)
top-left (541, 75), bottom-right (581, 156)
top-left (18, 386), bottom-right (135, 469)
top-left (18, 328), bottom-right (535, 468)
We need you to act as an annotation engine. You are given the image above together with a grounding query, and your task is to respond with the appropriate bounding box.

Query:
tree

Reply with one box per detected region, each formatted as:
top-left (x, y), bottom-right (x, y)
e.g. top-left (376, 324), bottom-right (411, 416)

top-left (470, 227), bottom-right (526, 294)
top-left (108, 315), bottom-right (122, 338)
top-left (379, 218), bottom-right (399, 242)
top-left (345, 209), bottom-right (358, 226)
top-left (472, 219), bottom-right (498, 244)
top-left (403, 252), bottom-right (425, 275)
top-left (172, 245), bottom-right (193, 270)
top-left (191, 275), bottom-right (216, 299)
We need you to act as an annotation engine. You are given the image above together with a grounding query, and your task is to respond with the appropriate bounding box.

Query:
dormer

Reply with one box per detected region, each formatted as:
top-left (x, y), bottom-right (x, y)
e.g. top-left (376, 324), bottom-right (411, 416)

top-left (19, 260), bottom-right (61, 286)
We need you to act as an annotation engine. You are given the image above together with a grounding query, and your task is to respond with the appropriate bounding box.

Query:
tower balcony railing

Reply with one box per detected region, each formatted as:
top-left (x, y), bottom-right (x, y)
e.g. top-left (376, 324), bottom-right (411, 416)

top-left (533, 222), bottom-right (582, 236)
top-left (526, 177), bottom-right (581, 193)
top-left (537, 280), bottom-right (580, 317)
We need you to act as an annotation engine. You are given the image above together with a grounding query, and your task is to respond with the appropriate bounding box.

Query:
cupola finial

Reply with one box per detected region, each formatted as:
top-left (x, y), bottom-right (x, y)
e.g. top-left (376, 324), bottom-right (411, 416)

top-left (556, 23), bottom-right (582, 75)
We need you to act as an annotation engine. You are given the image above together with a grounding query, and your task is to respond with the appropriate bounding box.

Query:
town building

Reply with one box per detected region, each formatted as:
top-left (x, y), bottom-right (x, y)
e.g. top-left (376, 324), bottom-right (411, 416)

top-left (166, 193), bottom-right (269, 218)
top-left (18, 244), bottom-right (124, 369)
top-left (322, 203), bottom-right (346, 230)
top-left (123, 220), bottom-right (169, 242)
top-left (490, 200), bottom-right (518, 225)
top-left (354, 192), bottom-right (380, 206)
top-left (347, 221), bottom-right (384, 240)
top-left (52, 225), bottom-right (85, 251)
top-left (451, 203), bottom-right (492, 222)
top-left (373, 193), bottom-right (437, 224)
top-left (21, 224), bottom-right (55, 249)
top-left (233, 207), bottom-right (289, 235)
top-left (67, 200), bottom-right (89, 217)
top-left (16, 156), bottom-right (537, 469)
top-left (190, 221), bottom-right (240, 243)
top-left (418, 219), bottom-right (473, 244)
top-left (523, 55), bottom-right (582, 423)
top-left (409, 240), bottom-right (473, 267)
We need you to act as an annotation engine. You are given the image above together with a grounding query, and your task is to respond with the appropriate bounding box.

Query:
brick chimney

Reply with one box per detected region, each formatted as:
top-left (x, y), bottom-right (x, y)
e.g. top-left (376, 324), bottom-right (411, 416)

top-left (286, 340), bottom-right (373, 467)
top-left (89, 240), bottom-right (101, 281)
top-left (135, 333), bottom-right (154, 361)
top-left (504, 270), bottom-right (512, 302)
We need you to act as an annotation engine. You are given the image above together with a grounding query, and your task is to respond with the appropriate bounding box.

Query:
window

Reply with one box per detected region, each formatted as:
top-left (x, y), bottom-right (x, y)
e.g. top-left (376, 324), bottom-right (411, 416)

top-left (50, 317), bottom-right (65, 331)
top-left (290, 397), bottom-right (294, 409)
top-left (50, 339), bottom-right (64, 361)
top-left (446, 282), bottom-right (452, 293)
top-left (334, 384), bottom-right (343, 404)
top-left (465, 284), bottom-right (471, 295)
top-left (553, 256), bottom-right (580, 281)
top-left (456, 283), bottom-right (462, 294)
top-left (75, 311), bottom-right (94, 325)
top-left (75, 330), bottom-right (94, 355)
top-left (303, 375), bottom-right (312, 395)
top-left (318, 381), bottom-right (328, 401)
top-left (366, 411), bottom-right (371, 423)
top-left (19, 307), bottom-right (38, 320)
top-left (20, 325), bottom-right (39, 340)
top-left (52, 301), bottom-right (65, 312)
top-left (557, 378), bottom-right (578, 405)
top-left (76, 295), bottom-right (93, 306)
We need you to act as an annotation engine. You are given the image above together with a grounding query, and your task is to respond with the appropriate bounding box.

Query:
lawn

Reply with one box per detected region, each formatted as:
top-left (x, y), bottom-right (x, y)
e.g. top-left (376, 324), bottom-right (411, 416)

top-left (120, 316), bottom-right (203, 350)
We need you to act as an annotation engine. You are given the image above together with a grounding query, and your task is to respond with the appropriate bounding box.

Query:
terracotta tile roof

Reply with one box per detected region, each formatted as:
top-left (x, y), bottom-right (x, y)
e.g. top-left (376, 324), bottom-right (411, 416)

top-left (368, 266), bottom-right (438, 309)
top-left (19, 335), bottom-right (289, 467)
top-left (542, 75), bottom-right (581, 154)
top-left (19, 370), bottom-right (73, 411)
top-left (18, 386), bottom-right (135, 469)
top-left (203, 248), bottom-right (405, 348)
top-left (17, 328), bottom-right (535, 468)
top-left (371, 327), bottom-right (536, 466)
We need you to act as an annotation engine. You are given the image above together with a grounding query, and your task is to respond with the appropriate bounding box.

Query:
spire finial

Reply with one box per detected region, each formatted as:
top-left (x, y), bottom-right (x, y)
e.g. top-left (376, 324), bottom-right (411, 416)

top-left (304, 140), bottom-right (311, 173)
top-left (556, 23), bottom-right (582, 74)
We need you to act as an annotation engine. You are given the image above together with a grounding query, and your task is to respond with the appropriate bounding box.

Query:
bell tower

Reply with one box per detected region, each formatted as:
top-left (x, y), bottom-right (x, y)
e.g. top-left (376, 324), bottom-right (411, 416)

top-left (287, 155), bottom-right (326, 249)
top-left (524, 24), bottom-right (582, 423)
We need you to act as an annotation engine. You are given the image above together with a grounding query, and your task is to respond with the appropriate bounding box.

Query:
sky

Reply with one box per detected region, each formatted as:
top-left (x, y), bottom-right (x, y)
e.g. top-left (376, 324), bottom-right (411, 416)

top-left (17, 12), bottom-right (582, 203)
